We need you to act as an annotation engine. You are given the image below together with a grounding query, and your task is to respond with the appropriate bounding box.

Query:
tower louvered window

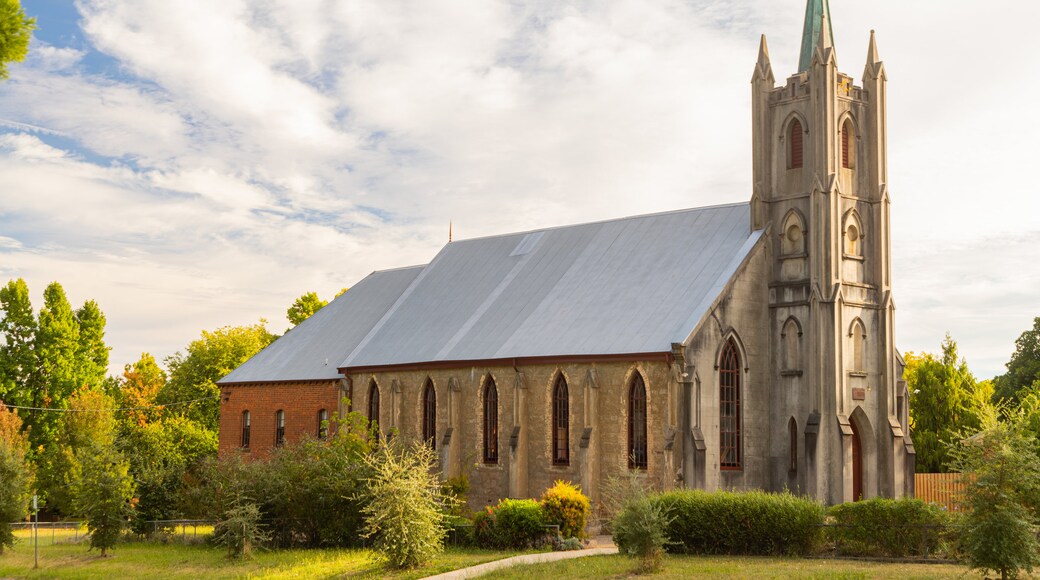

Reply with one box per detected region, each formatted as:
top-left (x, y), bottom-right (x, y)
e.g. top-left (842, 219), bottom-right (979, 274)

top-left (841, 122), bottom-right (851, 168)
top-left (422, 380), bottom-right (436, 449)
top-left (789, 119), bottom-right (804, 169)
top-left (719, 340), bottom-right (742, 469)
top-left (628, 375), bottom-right (648, 470)
top-left (552, 375), bottom-right (569, 466)
top-left (483, 379), bottom-right (499, 464)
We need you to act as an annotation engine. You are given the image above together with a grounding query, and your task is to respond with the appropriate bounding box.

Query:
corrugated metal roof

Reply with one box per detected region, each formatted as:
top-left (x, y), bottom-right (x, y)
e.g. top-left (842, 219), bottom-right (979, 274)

top-left (339, 202), bottom-right (760, 370)
top-left (218, 265), bottom-right (424, 384)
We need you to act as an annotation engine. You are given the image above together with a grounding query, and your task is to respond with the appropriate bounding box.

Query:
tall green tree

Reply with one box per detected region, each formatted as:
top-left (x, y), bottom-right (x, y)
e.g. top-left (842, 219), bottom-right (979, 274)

top-left (73, 441), bottom-right (135, 556)
top-left (38, 388), bottom-right (116, 516)
top-left (74, 300), bottom-right (110, 390)
top-left (31, 282), bottom-right (82, 450)
top-left (287, 292), bottom-right (328, 327)
top-left (906, 334), bottom-right (988, 473)
top-left (0, 403), bottom-right (33, 553)
top-left (160, 322), bottom-right (274, 431)
top-left (0, 0), bottom-right (34, 80)
top-left (994, 317), bottom-right (1040, 404)
top-left (0, 278), bottom-right (36, 409)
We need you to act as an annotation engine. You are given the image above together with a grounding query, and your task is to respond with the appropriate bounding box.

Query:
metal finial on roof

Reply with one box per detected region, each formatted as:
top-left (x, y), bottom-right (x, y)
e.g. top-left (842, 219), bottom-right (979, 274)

top-left (449, 220), bottom-right (453, 243)
top-left (798, 0), bottom-right (835, 72)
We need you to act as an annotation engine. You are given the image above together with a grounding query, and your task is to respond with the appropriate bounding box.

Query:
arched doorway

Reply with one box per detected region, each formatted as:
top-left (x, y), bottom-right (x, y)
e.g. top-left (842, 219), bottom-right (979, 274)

top-left (851, 419), bottom-right (862, 501)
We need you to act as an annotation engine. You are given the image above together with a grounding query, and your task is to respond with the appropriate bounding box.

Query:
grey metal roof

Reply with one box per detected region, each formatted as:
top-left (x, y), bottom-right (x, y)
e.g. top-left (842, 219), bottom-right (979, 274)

top-left (218, 265), bottom-right (424, 384)
top-left (339, 202), bottom-right (761, 370)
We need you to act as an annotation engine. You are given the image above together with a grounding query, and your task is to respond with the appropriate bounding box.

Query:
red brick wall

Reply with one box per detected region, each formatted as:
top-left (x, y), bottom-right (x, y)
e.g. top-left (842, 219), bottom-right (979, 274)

top-left (218, 380), bottom-right (341, 460)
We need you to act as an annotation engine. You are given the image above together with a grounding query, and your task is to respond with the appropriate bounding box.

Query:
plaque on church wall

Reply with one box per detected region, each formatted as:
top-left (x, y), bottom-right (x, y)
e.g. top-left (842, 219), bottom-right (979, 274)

top-left (852, 387), bottom-right (866, 401)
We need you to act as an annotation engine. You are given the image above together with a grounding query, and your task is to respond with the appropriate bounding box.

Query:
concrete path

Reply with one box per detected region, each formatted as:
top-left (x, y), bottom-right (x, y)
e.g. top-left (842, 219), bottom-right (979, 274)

top-left (424, 536), bottom-right (618, 580)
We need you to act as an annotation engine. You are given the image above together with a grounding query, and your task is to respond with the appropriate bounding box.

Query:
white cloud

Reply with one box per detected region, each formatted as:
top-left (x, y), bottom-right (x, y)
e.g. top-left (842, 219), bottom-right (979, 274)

top-left (0, 0), bottom-right (1036, 380)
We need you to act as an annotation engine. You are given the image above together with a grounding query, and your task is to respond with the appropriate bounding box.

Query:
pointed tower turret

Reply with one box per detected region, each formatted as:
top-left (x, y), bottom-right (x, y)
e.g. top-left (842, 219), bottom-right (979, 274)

top-left (863, 30), bottom-right (884, 81)
top-left (754, 35), bottom-right (774, 82)
top-left (798, 0), bottom-right (835, 72)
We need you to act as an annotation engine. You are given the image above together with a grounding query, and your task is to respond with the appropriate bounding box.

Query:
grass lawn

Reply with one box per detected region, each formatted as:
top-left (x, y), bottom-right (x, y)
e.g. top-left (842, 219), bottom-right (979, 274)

top-left (480, 553), bottom-right (972, 579)
top-left (1, 528), bottom-right (524, 579)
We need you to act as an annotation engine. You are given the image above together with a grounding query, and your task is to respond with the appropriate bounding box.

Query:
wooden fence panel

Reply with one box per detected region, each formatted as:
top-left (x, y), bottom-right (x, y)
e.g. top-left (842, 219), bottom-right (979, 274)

top-left (915, 473), bottom-right (965, 512)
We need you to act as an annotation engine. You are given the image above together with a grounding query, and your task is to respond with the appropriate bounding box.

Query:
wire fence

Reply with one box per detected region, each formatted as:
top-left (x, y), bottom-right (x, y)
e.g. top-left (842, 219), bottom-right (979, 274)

top-left (9, 520), bottom-right (217, 545)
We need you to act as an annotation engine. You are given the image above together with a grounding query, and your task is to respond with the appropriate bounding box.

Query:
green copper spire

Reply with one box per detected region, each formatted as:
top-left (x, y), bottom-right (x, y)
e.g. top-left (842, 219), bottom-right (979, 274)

top-left (798, 0), bottom-right (835, 72)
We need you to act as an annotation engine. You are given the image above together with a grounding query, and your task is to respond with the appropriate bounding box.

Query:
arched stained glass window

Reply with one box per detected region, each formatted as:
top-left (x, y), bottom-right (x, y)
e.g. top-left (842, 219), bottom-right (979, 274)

top-left (552, 375), bottom-right (569, 466)
top-left (483, 378), bottom-right (499, 464)
top-left (719, 340), bottom-right (742, 469)
top-left (628, 374), bottom-right (648, 470)
top-left (368, 380), bottom-right (380, 434)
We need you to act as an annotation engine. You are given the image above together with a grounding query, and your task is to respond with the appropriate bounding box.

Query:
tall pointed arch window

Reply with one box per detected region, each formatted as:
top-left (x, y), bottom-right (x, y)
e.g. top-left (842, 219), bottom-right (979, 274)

top-left (719, 339), bottom-right (742, 470)
top-left (317, 408), bottom-right (329, 440)
top-left (628, 374), bottom-right (648, 470)
top-left (368, 380), bottom-right (380, 434)
top-left (422, 380), bottom-right (437, 449)
top-left (275, 410), bottom-right (285, 447)
top-left (783, 319), bottom-right (801, 372)
top-left (241, 410), bottom-right (251, 449)
top-left (483, 378), bottom-right (499, 464)
top-left (552, 374), bottom-right (569, 466)
top-left (789, 119), bottom-right (804, 169)
top-left (789, 417), bottom-right (798, 473)
top-left (850, 320), bottom-right (866, 372)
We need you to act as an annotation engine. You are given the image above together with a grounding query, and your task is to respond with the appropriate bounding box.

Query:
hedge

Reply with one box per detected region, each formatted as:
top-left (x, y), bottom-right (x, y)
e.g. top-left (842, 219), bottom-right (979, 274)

top-left (828, 497), bottom-right (951, 557)
top-left (655, 489), bottom-right (825, 556)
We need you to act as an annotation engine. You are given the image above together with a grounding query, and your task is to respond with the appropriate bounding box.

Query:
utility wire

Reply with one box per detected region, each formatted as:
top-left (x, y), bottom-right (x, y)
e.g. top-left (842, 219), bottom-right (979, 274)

top-left (1, 395), bottom-right (221, 413)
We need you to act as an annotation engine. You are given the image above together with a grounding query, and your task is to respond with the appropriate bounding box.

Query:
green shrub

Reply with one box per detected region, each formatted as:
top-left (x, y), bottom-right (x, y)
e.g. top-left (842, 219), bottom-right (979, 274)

top-left (613, 496), bottom-right (672, 572)
top-left (73, 442), bottom-right (136, 557)
top-left (359, 440), bottom-right (446, 569)
top-left (213, 502), bottom-right (269, 559)
top-left (656, 489), bottom-right (825, 556)
top-left (0, 404), bottom-right (33, 555)
top-left (541, 480), bottom-right (591, 539)
top-left (828, 497), bottom-right (951, 557)
top-left (474, 498), bottom-right (547, 549)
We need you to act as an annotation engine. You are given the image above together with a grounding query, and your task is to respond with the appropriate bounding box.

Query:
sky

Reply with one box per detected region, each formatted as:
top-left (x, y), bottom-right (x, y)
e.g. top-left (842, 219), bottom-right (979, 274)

top-left (0, 0), bottom-right (1037, 380)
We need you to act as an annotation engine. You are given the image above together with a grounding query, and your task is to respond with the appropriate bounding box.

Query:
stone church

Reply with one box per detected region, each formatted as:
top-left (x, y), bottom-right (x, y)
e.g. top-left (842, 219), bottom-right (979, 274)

top-left (218, 0), bottom-right (915, 510)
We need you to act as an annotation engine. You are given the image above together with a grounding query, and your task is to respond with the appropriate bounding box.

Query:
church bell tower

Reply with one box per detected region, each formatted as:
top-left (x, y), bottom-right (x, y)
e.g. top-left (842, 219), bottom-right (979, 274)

top-left (751, 0), bottom-right (913, 503)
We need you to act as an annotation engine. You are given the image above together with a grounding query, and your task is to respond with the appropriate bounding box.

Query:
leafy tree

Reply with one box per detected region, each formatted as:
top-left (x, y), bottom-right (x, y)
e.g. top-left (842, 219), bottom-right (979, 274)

top-left (360, 439), bottom-right (447, 569)
top-left (73, 441), bottom-right (136, 556)
top-left (0, 278), bottom-right (36, 409)
top-left (994, 317), bottom-right (1040, 405)
top-left (286, 292), bottom-right (328, 327)
top-left (0, 0), bottom-right (34, 80)
top-left (160, 322), bottom-right (274, 431)
top-left (118, 352), bottom-right (167, 427)
top-left (38, 388), bottom-right (116, 516)
top-left (121, 415), bottom-right (217, 533)
top-left (906, 334), bottom-right (988, 472)
top-left (949, 407), bottom-right (1040, 580)
top-left (74, 300), bottom-right (110, 390)
top-left (0, 403), bottom-right (33, 553)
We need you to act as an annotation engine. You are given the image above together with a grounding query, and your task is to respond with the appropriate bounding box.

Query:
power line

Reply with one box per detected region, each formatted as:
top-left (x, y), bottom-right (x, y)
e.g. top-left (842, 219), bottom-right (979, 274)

top-left (1, 395), bottom-right (221, 413)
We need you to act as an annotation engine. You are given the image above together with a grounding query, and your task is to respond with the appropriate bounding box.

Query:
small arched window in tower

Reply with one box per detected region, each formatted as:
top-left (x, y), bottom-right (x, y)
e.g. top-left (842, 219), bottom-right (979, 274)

top-left (789, 417), bottom-right (798, 473)
top-left (719, 339), bottom-right (742, 470)
top-left (628, 374), bottom-right (648, 470)
top-left (317, 408), bottom-right (329, 440)
top-left (781, 212), bottom-right (806, 256)
top-left (789, 119), bottom-right (804, 169)
top-left (841, 119), bottom-right (855, 169)
top-left (241, 410), bottom-right (251, 449)
top-left (275, 410), bottom-right (285, 447)
top-left (552, 374), bottom-right (570, 466)
top-left (368, 380), bottom-right (380, 434)
top-left (783, 319), bottom-right (801, 372)
top-left (422, 380), bottom-right (436, 449)
top-left (850, 320), bottom-right (866, 372)
top-left (845, 222), bottom-right (861, 257)
top-left (483, 378), bottom-right (498, 464)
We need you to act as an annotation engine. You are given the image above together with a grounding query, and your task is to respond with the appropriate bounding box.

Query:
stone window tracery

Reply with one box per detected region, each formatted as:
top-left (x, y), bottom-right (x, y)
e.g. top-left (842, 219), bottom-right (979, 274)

top-left (552, 374), bottom-right (570, 466)
top-left (719, 339), bottom-right (742, 470)
top-left (628, 374), bottom-right (648, 470)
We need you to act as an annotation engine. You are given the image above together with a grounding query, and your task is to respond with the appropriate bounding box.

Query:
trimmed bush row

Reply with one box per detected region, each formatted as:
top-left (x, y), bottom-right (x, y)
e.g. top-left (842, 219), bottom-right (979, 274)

top-left (655, 489), bottom-right (826, 556)
top-left (828, 497), bottom-right (950, 557)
